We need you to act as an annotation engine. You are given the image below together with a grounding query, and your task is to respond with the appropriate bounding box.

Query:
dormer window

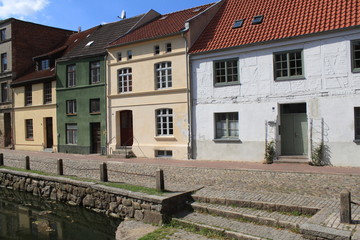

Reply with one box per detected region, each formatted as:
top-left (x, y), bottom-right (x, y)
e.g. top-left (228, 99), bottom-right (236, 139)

top-left (252, 15), bottom-right (264, 25)
top-left (232, 19), bottom-right (244, 29)
top-left (85, 41), bottom-right (94, 47)
top-left (39, 59), bottom-right (50, 71)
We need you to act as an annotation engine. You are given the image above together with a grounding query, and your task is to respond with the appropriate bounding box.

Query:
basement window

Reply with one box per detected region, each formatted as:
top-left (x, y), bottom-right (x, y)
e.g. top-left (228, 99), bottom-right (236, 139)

top-left (232, 19), bottom-right (244, 29)
top-left (252, 15), bottom-right (264, 25)
top-left (155, 150), bottom-right (173, 158)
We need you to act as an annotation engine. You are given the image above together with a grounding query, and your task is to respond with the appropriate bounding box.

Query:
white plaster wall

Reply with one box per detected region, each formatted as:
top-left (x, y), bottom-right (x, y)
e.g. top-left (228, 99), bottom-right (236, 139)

top-left (191, 29), bottom-right (360, 166)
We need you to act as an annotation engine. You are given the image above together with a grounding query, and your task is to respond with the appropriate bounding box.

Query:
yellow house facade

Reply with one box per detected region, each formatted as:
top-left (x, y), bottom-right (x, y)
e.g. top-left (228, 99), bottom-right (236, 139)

top-left (106, 3), bottom-right (223, 159)
top-left (13, 80), bottom-right (57, 151)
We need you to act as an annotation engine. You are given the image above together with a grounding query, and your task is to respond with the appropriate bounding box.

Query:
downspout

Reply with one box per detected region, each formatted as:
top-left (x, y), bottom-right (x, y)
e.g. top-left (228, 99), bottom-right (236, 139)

top-left (182, 23), bottom-right (192, 160)
top-left (104, 53), bottom-right (109, 155)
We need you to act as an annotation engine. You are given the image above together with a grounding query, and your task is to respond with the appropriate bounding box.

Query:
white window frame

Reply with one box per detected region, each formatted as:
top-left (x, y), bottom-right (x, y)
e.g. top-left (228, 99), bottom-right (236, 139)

top-left (156, 108), bottom-right (173, 136)
top-left (155, 62), bottom-right (172, 89)
top-left (118, 68), bottom-right (132, 93)
top-left (214, 112), bottom-right (239, 140)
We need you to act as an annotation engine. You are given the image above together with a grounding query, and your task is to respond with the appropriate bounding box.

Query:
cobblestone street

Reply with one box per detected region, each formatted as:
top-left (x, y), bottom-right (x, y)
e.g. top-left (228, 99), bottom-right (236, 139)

top-left (1, 149), bottom-right (360, 201)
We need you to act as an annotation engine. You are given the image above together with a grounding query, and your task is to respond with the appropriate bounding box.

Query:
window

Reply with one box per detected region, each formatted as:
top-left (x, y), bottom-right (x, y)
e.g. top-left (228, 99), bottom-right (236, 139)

top-left (66, 100), bottom-right (77, 115)
top-left (155, 62), bottom-right (172, 89)
top-left (154, 45), bottom-right (160, 55)
top-left (90, 98), bottom-right (100, 113)
top-left (127, 50), bottom-right (132, 60)
top-left (66, 124), bottom-right (77, 144)
top-left (0, 29), bottom-right (5, 41)
top-left (233, 19), bottom-right (244, 28)
top-left (1, 53), bottom-right (7, 72)
top-left (43, 82), bottom-right (52, 104)
top-left (274, 50), bottom-right (303, 80)
top-left (67, 64), bottom-right (76, 87)
top-left (156, 108), bottom-right (173, 135)
top-left (155, 150), bottom-right (173, 158)
top-left (252, 15), bottom-right (264, 24)
top-left (352, 40), bottom-right (360, 72)
top-left (214, 59), bottom-right (239, 85)
top-left (215, 112), bottom-right (239, 139)
top-left (90, 61), bottom-right (100, 84)
top-left (117, 52), bottom-right (122, 61)
top-left (166, 43), bottom-right (172, 53)
top-left (355, 107), bottom-right (360, 140)
top-left (1, 82), bottom-right (8, 102)
top-left (39, 59), bottom-right (50, 70)
top-left (25, 85), bottom-right (32, 106)
top-left (118, 68), bottom-right (132, 93)
top-left (25, 119), bottom-right (33, 140)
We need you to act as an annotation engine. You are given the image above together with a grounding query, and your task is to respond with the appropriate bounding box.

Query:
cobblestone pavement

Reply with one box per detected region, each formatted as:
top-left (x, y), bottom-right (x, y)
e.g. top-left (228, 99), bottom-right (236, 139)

top-left (1, 149), bottom-right (360, 201)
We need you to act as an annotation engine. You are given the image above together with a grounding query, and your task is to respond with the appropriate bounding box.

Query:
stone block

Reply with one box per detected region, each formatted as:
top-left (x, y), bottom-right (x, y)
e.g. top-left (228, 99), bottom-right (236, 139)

top-left (133, 202), bottom-right (141, 210)
top-left (143, 210), bottom-right (163, 225)
top-left (134, 210), bottom-right (144, 221)
top-left (123, 199), bottom-right (132, 206)
top-left (83, 194), bottom-right (95, 207)
top-left (109, 202), bottom-right (119, 212)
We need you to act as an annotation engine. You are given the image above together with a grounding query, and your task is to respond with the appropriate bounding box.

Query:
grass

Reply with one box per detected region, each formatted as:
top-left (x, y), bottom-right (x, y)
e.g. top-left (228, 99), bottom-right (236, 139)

top-left (0, 166), bottom-right (164, 196)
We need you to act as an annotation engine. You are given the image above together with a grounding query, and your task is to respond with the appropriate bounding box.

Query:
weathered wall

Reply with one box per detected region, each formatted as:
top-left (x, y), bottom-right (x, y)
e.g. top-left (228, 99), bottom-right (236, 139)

top-left (0, 169), bottom-right (190, 224)
top-left (191, 29), bottom-right (360, 166)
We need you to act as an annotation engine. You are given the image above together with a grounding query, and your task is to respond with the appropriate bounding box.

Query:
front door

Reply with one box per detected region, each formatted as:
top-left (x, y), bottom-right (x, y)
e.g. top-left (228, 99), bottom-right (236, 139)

top-left (90, 123), bottom-right (101, 153)
top-left (120, 110), bottom-right (133, 146)
top-left (280, 103), bottom-right (308, 155)
top-left (4, 113), bottom-right (11, 147)
top-left (45, 117), bottom-right (53, 148)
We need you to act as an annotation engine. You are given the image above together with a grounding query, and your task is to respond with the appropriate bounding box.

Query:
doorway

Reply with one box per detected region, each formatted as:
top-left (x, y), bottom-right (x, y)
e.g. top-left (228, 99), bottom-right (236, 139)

top-left (45, 117), bottom-right (53, 148)
top-left (120, 110), bottom-right (133, 146)
top-left (90, 123), bottom-right (101, 154)
top-left (280, 103), bottom-right (308, 155)
top-left (4, 113), bottom-right (11, 147)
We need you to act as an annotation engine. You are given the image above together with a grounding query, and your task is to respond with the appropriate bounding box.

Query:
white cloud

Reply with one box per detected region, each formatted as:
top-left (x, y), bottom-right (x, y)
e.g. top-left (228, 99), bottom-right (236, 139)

top-left (0, 0), bottom-right (49, 19)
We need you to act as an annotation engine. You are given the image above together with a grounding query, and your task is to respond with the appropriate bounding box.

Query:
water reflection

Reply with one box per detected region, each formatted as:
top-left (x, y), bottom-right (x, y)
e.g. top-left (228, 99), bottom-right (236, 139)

top-left (0, 187), bottom-right (121, 240)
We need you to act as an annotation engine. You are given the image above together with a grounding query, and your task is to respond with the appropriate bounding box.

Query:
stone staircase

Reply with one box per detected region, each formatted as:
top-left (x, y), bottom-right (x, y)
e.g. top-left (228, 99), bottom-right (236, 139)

top-left (108, 147), bottom-right (136, 158)
top-left (172, 189), bottom-right (359, 240)
top-left (275, 155), bottom-right (309, 164)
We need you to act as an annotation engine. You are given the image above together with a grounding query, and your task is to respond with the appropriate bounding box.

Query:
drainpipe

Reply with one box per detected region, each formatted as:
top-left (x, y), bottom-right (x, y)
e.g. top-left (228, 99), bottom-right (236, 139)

top-left (181, 23), bottom-right (192, 160)
top-left (104, 53), bottom-right (109, 155)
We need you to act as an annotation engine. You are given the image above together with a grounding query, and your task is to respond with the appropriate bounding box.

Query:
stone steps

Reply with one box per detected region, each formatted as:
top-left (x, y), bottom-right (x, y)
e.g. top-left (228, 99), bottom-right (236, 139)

top-left (173, 211), bottom-right (306, 240)
top-left (275, 155), bottom-right (309, 164)
top-left (190, 201), bottom-right (309, 230)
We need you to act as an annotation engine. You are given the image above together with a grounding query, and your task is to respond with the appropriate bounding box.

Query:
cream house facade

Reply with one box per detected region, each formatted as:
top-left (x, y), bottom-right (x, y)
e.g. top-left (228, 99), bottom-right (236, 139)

top-left (107, 3), bottom-right (222, 159)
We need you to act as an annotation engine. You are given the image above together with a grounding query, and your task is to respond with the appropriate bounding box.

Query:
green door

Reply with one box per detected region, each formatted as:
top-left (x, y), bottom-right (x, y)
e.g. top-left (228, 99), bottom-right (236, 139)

top-left (281, 113), bottom-right (308, 155)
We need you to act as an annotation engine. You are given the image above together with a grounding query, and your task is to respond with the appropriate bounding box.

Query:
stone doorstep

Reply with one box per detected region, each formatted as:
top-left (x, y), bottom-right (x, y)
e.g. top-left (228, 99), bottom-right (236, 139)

top-left (191, 201), bottom-right (308, 230)
top-left (300, 223), bottom-right (352, 240)
top-left (172, 218), bottom-right (265, 240)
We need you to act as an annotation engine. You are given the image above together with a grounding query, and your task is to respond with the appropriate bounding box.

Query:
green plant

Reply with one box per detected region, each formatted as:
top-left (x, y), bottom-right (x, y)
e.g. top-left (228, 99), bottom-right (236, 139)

top-left (310, 143), bottom-right (324, 166)
top-left (264, 141), bottom-right (275, 164)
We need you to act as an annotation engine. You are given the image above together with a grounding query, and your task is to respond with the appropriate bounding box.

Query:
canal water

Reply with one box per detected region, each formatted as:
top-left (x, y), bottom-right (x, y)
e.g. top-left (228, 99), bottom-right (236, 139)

top-left (0, 187), bottom-right (121, 240)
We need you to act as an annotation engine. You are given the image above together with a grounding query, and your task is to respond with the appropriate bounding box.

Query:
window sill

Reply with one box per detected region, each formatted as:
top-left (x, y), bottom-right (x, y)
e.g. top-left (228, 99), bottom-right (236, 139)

top-left (353, 139), bottom-right (360, 144)
top-left (274, 76), bottom-right (305, 81)
top-left (66, 113), bottom-right (77, 116)
top-left (90, 112), bottom-right (100, 115)
top-left (25, 138), bottom-right (34, 141)
top-left (214, 82), bottom-right (240, 87)
top-left (154, 136), bottom-right (177, 141)
top-left (213, 138), bottom-right (242, 143)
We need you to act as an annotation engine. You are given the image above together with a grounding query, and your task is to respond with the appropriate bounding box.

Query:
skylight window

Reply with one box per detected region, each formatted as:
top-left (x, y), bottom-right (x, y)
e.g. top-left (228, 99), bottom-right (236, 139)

top-left (232, 19), bottom-right (244, 29)
top-left (85, 41), bottom-right (94, 47)
top-left (193, 8), bottom-right (202, 12)
top-left (159, 16), bottom-right (168, 20)
top-left (252, 15), bottom-right (264, 25)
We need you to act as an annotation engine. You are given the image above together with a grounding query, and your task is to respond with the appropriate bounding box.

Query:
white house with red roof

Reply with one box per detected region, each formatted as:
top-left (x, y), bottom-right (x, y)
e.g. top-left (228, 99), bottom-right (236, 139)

top-left (190, 0), bottom-right (360, 166)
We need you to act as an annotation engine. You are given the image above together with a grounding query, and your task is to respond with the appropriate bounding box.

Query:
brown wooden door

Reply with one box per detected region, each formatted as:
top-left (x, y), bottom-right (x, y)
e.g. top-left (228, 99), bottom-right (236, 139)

top-left (45, 117), bottom-right (53, 148)
top-left (120, 110), bottom-right (133, 146)
top-left (91, 123), bottom-right (101, 153)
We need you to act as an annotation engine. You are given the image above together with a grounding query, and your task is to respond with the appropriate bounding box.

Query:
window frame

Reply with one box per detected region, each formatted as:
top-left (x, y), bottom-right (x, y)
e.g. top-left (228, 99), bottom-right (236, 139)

top-left (39, 59), bottom-right (50, 70)
top-left (90, 61), bottom-right (100, 84)
top-left (117, 52), bottom-right (122, 61)
top-left (67, 64), bottom-right (76, 87)
top-left (1, 53), bottom-right (7, 72)
top-left (24, 85), bottom-right (32, 106)
top-left (0, 29), bottom-right (5, 41)
top-left (155, 150), bottom-right (173, 158)
top-left (355, 107), bottom-right (360, 141)
top-left (155, 61), bottom-right (172, 89)
top-left (66, 99), bottom-right (77, 115)
top-left (66, 124), bottom-right (77, 144)
top-left (156, 108), bottom-right (173, 136)
top-left (214, 112), bottom-right (239, 140)
top-left (43, 82), bottom-right (52, 104)
top-left (351, 40), bottom-right (360, 73)
top-left (273, 49), bottom-right (304, 81)
top-left (154, 45), bottom-right (160, 55)
top-left (118, 68), bottom-right (132, 93)
top-left (166, 43), bottom-right (172, 53)
top-left (127, 50), bottom-right (132, 60)
top-left (89, 98), bottom-right (100, 114)
top-left (25, 119), bottom-right (33, 140)
top-left (1, 82), bottom-right (8, 103)
top-left (213, 58), bottom-right (239, 86)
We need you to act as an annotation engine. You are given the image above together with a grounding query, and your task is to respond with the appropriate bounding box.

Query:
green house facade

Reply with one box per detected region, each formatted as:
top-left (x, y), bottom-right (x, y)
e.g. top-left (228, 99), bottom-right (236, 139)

top-left (56, 15), bottom-right (144, 154)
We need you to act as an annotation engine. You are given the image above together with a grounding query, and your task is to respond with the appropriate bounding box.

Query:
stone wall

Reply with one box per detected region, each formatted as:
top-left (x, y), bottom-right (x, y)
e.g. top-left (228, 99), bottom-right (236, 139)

top-left (0, 169), bottom-right (190, 225)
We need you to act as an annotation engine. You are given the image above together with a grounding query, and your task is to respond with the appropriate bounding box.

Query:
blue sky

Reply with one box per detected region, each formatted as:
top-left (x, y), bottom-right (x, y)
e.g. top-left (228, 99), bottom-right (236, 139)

top-left (0, 0), bottom-right (215, 31)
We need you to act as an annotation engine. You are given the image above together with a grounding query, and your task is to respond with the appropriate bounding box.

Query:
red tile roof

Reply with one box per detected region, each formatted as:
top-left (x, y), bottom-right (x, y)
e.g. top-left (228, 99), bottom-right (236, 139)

top-left (109, 3), bottom-right (215, 47)
top-left (190, 0), bottom-right (360, 54)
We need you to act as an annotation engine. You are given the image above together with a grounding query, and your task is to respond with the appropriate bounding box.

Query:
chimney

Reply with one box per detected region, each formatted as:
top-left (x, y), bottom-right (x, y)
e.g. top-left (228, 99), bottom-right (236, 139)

top-left (78, 26), bottom-right (81, 33)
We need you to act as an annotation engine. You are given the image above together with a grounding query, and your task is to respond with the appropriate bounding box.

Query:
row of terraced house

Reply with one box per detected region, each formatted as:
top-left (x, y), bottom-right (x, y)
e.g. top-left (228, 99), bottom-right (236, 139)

top-left (1, 0), bottom-right (360, 167)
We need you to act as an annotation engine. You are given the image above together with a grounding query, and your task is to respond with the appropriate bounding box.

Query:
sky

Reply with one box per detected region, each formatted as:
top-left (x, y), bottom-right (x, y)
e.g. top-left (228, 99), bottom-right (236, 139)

top-left (0, 0), bottom-right (216, 31)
